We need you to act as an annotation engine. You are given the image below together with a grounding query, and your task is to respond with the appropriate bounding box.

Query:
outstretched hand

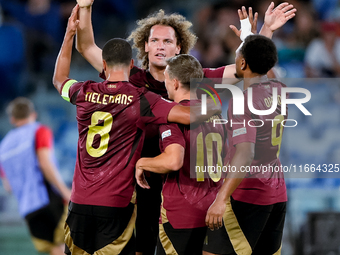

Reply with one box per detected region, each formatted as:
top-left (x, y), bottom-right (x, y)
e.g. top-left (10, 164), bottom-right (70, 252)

top-left (77, 0), bottom-right (94, 8)
top-left (135, 160), bottom-right (150, 189)
top-left (230, 6), bottom-right (258, 38)
top-left (66, 5), bottom-right (80, 36)
top-left (264, 2), bottom-right (297, 32)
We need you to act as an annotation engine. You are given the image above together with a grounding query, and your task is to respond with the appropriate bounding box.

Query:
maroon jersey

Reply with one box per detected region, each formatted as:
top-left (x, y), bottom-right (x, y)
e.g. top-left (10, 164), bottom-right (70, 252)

top-left (100, 66), bottom-right (226, 99)
top-left (160, 100), bottom-right (228, 229)
top-left (100, 66), bottom-right (226, 157)
top-left (227, 81), bottom-right (287, 205)
top-left (60, 79), bottom-right (177, 207)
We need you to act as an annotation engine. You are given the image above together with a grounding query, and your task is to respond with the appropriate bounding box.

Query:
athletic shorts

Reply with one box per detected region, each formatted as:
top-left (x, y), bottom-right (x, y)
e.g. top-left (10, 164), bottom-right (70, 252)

top-left (64, 202), bottom-right (136, 255)
top-left (156, 221), bottom-right (207, 255)
top-left (135, 172), bottom-right (162, 254)
top-left (25, 196), bottom-right (67, 253)
top-left (203, 197), bottom-right (286, 255)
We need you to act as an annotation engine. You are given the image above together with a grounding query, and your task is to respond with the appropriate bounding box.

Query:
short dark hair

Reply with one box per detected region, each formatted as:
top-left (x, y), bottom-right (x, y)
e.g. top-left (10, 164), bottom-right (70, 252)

top-left (241, 35), bottom-right (278, 75)
top-left (102, 38), bottom-right (132, 67)
top-left (6, 97), bottom-right (35, 120)
top-left (166, 54), bottom-right (203, 90)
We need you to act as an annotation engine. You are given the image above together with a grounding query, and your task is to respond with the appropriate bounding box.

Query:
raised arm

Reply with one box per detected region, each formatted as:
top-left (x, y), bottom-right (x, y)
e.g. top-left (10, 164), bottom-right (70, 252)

top-left (222, 7), bottom-right (258, 79)
top-left (53, 5), bottom-right (79, 93)
top-left (76, 0), bottom-right (103, 72)
top-left (260, 2), bottom-right (297, 39)
top-left (205, 142), bottom-right (255, 231)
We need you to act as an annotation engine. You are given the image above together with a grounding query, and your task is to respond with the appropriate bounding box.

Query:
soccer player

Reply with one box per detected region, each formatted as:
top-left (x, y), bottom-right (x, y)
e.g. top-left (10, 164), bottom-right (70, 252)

top-left (74, 1), bottom-right (295, 254)
top-left (135, 54), bottom-right (228, 255)
top-left (203, 35), bottom-right (287, 255)
top-left (0, 97), bottom-right (70, 255)
top-left (53, 6), bottom-right (218, 255)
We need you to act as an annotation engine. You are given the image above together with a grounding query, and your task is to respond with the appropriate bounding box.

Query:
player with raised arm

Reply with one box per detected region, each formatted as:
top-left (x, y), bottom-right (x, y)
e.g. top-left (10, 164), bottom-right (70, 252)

top-left (53, 6), bottom-right (219, 255)
top-left (74, 2), bottom-right (296, 254)
top-left (135, 54), bottom-right (228, 255)
top-left (203, 35), bottom-right (288, 255)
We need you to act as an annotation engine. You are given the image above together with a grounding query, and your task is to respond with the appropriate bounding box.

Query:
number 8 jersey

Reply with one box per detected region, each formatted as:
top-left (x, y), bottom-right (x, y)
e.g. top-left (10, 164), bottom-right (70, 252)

top-left (60, 79), bottom-right (177, 208)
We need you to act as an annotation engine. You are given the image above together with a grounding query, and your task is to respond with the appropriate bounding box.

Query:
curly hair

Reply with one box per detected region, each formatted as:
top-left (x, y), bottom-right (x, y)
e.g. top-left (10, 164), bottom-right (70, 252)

top-left (128, 10), bottom-right (197, 69)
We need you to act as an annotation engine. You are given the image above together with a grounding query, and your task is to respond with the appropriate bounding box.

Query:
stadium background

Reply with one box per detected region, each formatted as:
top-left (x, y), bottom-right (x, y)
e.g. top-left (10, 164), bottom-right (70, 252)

top-left (0, 0), bottom-right (340, 254)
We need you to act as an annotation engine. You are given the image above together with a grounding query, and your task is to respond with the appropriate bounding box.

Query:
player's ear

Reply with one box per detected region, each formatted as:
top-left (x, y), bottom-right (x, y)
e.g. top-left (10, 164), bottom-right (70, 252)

top-left (241, 58), bottom-right (247, 70)
top-left (145, 41), bottom-right (149, 53)
top-left (174, 78), bottom-right (180, 91)
top-left (175, 44), bottom-right (181, 55)
top-left (130, 59), bottom-right (134, 69)
top-left (103, 60), bottom-right (107, 71)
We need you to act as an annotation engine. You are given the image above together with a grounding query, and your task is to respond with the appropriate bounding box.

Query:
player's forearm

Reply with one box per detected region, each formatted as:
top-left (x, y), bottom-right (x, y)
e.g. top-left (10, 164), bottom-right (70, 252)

top-left (53, 32), bottom-right (74, 93)
top-left (138, 155), bottom-right (181, 174)
top-left (222, 64), bottom-right (241, 82)
top-left (137, 147), bottom-right (184, 174)
top-left (190, 101), bottom-right (221, 124)
top-left (168, 102), bottom-right (221, 125)
top-left (76, 6), bottom-right (95, 53)
top-left (216, 143), bottom-right (254, 203)
top-left (37, 149), bottom-right (71, 200)
top-left (76, 6), bottom-right (103, 72)
top-left (259, 24), bottom-right (273, 39)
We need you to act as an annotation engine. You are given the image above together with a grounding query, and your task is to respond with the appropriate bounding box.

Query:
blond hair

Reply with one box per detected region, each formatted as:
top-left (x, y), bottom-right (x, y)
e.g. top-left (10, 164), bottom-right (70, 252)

top-left (128, 10), bottom-right (197, 69)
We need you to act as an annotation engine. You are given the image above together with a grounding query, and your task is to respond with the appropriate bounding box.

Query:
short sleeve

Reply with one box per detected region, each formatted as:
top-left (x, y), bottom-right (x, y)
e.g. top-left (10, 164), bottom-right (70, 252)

top-left (35, 126), bottom-right (53, 150)
top-left (140, 91), bottom-right (177, 125)
top-left (60, 79), bottom-right (84, 104)
top-left (159, 124), bottom-right (186, 152)
top-left (203, 67), bottom-right (225, 79)
top-left (228, 98), bottom-right (257, 146)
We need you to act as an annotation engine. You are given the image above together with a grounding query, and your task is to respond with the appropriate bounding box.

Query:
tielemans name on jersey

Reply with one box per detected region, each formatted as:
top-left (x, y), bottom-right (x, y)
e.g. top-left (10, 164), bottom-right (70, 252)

top-left (85, 92), bottom-right (133, 105)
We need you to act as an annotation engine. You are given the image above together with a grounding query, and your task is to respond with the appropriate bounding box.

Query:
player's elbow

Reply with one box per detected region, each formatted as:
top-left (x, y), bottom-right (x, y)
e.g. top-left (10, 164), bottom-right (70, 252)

top-left (75, 42), bottom-right (84, 55)
top-left (167, 157), bottom-right (183, 171)
top-left (52, 75), bottom-right (62, 94)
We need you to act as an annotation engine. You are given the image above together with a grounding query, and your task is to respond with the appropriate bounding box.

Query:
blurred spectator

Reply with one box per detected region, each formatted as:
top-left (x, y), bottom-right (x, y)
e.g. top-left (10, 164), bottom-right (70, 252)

top-left (0, 0), bottom-right (62, 89)
top-left (305, 22), bottom-right (340, 77)
top-left (0, 4), bottom-right (25, 106)
top-left (192, 1), bottom-right (240, 68)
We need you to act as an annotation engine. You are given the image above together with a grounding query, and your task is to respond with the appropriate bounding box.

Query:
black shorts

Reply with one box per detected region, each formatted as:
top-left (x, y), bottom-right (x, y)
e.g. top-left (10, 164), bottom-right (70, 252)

top-left (25, 188), bottom-right (67, 253)
top-left (135, 172), bottom-right (163, 254)
top-left (156, 222), bottom-right (207, 255)
top-left (64, 202), bottom-right (136, 255)
top-left (203, 197), bottom-right (286, 255)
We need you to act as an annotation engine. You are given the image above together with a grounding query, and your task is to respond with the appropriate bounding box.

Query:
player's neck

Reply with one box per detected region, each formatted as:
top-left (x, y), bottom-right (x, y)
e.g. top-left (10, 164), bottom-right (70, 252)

top-left (243, 73), bottom-right (268, 90)
top-left (148, 65), bottom-right (165, 82)
top-left (13, 117), bottom-right (35, 127)
top-left (105, 69), bottom-right (130, 82)
top-left (174, 90), bottom-right (196, 103)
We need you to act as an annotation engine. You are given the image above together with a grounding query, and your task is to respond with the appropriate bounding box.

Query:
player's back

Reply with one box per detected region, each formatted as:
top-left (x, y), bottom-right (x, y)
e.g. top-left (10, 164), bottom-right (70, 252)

top-left (68, 80), bottom-right (170, 207)
top-left (161, 100), bottom-right (227, 229)
top-left (227, 80), bottom-right (287, 205)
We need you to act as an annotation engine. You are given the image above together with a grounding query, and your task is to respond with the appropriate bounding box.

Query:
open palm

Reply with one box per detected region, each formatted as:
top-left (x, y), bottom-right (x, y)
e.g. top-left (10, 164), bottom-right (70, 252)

top-left (265, 2), bottom-right (297, 32)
